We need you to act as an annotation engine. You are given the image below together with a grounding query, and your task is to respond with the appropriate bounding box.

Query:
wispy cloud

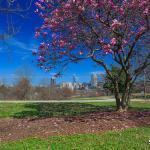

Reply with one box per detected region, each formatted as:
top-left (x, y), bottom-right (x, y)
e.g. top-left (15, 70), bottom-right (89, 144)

top-left (0, 37), bottom-right (38, 53)
top-left (90, 71), bottom-right (105, 75)
top-left (0, 37), bottom-right (38, 60)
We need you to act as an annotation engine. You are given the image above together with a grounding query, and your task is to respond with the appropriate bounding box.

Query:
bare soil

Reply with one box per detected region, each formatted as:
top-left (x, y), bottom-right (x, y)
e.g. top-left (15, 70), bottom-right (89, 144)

top-left (0, 110), bottom-right (150, 142)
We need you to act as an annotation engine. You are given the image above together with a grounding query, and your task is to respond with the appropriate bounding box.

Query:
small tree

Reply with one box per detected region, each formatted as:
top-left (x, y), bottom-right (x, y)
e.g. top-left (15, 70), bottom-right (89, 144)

top-left (14, 78), bottom-right (31, 100)
top-left (60, 87), bottom-right (74, 99)
top-left (35, 0), bottom-right (150, 111)
top-left (103, 66), bottom-right (126, 94)
top-left (0, 85), bottom-right (8, 99)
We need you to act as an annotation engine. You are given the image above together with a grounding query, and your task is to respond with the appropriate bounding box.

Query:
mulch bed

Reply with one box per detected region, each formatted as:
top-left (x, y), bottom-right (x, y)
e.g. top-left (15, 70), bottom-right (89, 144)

top-left (0, 110), bottom-right (150, 142)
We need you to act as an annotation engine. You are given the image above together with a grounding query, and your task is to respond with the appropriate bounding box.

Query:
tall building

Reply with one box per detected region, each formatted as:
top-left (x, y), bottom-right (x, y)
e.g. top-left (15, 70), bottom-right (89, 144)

top-left (91, 73), bottom-right (98, 88)
top-left (72, 74), bottom-right (80, 89)
top-left (73, 74), bottom-right (78, 84)
top-left (50, 77), bottom-right (56, 87)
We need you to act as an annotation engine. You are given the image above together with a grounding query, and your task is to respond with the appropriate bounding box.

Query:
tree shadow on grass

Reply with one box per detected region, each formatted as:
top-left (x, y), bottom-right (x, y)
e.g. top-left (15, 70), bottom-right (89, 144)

top-left (128, 102), bottom-right (150, 111)
top-left (129, 106), bottom-right (150, 111)
top-left (13, 103), bottom-right (115, 119)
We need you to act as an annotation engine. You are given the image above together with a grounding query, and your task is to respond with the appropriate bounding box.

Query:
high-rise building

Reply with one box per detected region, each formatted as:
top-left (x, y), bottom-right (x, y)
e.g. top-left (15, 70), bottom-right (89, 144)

top-left (50, 77), bottom-right (56, 87)
top-left (72, 74), bottom-right (78, 83)
top-left (91, 73), bottom-right (98, 88)
top-left (72, 74), bottom-right (79, 89)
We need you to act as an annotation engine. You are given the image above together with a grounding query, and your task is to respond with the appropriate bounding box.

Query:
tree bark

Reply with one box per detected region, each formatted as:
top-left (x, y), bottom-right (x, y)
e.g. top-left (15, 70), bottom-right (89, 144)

top-left (114, 80), bottom-right (132, 112)
top-left (114, 81), bottom-right (122, 111)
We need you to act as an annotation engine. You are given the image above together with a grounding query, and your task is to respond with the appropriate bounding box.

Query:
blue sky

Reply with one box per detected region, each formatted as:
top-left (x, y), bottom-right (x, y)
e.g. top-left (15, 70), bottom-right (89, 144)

top-left (0, 0), bottom-right (106, 85)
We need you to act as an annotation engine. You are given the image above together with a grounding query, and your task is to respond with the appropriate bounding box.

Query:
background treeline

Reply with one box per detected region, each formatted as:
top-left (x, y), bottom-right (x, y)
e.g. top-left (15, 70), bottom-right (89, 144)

top-left (0, 77), bottom-right (74, 100)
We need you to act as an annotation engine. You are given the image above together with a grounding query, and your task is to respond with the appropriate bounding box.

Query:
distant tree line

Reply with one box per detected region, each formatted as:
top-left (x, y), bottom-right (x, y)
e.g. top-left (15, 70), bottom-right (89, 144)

top-left (0, 77), bottom-right (74, 100)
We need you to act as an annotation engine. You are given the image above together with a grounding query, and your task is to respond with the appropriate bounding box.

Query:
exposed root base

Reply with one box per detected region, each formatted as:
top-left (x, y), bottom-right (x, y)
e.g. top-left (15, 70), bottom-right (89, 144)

top-left (116, 108), bottom-right (128, 112)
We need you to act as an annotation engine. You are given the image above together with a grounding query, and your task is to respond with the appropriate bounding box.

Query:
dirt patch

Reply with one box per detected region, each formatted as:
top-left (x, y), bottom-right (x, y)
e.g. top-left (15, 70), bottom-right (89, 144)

top-left (0, 110), bottom-right (150, 142)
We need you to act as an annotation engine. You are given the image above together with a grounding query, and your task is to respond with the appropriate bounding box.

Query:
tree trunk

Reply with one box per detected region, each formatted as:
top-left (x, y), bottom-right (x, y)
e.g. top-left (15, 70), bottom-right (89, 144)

top-left (114, 81), bottom-right (122, 111)
top-left (115, 96), bottom-right (128, 112)
top-left (114, 80), bottom-right (131, 112)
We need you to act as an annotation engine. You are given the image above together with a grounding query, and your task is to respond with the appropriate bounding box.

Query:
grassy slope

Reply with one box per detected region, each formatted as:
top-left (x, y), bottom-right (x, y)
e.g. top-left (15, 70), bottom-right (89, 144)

top-left (0, 127), bottom-right (150, 150)
top-left (72, 96), bottom-right (114, 100)
top-left (0, 101), bottom-right (150, 118)
top-left (0, 102), bottom-right (114, 118)
top-left (0, 101), bottom-right (150, 149)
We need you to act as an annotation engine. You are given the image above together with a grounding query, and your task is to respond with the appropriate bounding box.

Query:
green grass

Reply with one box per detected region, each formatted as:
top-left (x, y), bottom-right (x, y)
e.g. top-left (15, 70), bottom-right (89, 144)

top-left (0, 101), bottom-right (149, 118)
top-left (0, 102), bottom-right (115, 118)
top-left (0, 127), bottom-right (150, 150)
top-left (71, 96), bottom-right (114, 100)
top-left (0, 101), bottom-right (150, 149)
top-left (129, 101), bottom-right (150, 110)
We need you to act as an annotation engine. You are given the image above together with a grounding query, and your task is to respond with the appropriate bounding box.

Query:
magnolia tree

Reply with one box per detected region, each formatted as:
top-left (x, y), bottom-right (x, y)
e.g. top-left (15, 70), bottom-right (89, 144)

top-left (35, 0), bottom-right (150, 111)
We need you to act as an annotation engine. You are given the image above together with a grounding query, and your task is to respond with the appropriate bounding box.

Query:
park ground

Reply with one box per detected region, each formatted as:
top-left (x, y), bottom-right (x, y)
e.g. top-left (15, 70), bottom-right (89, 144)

top-left (0, 99), bottom-right (150, 150)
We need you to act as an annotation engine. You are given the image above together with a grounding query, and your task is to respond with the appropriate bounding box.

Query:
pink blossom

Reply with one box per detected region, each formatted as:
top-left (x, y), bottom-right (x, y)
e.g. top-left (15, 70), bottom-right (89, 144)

top-left (78, 6), bottom-right (85, 12)
top-left (119, 7), bottom-right (124, 15)
top-left (38, 56), bottom-right (45, 62)
top-left (111, 38), bottom-right (117, 45)
top-left (143, 8), bottom-right (149, 15)
top-left (68, 45), bottom-right (75, 50)
top-left (59, 40), bottom-right (66, 48)
top-left (42, 32), bottom-right (48, 37)
top-left (103, 44), bottom-right (113, 54)
top-left (79, 51), bottom-right (83, 55)
top-left (105, 49), bottom-right (113, 55)
top-left (111, 19), bottom-right (122, 30)
top-left (123, 40), bottom-right (127, 44)
top-left (96, 14), bottom-right (100, 20)
top-left (35, 2), bottom-right (45, 10)
top-left (64, 3), bottom-right (71, 9)
top-left (35, 31), bottom-right (40, 38)
top-left (99, 38), bottom-right (104, 44)
top-left (39, 42), bottom-right (46, 50)
top-left (35, 9), bottom-right (39, 13)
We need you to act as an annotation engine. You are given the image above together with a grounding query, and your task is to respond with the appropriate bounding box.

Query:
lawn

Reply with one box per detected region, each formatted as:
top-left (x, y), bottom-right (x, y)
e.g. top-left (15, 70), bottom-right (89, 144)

top-left (0, 101), bottom-right (150, 118)
top-left (71, 96), bottom-right (114, 100)
top-left (0, 101), bottom-right (150, 150)
top-left (0, 127), bottom-right (150, 150)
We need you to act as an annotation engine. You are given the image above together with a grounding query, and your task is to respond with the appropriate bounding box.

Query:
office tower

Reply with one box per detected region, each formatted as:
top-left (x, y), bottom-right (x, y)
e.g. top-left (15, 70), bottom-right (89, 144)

top-left (50, 77), bottom-right (56, 87)
top-left (91, 73), bottom-right (98, 88)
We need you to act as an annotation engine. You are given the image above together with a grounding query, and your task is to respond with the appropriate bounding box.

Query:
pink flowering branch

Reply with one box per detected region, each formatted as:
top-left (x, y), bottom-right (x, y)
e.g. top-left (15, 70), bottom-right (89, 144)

top-left (34, 0), bottom-right (150, 110)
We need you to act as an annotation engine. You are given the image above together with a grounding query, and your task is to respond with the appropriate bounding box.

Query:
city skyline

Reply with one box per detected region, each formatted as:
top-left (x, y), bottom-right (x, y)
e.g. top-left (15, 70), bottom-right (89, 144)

top-left (0, 71), bottom-right (104, 86)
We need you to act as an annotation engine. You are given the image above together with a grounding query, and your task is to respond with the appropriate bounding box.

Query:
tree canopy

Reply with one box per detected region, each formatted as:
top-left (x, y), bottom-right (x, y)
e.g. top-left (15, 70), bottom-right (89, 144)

top-left (34, 0), bottom-right (150, 110)
top-left (103, 66), bottom-right (126, 94)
